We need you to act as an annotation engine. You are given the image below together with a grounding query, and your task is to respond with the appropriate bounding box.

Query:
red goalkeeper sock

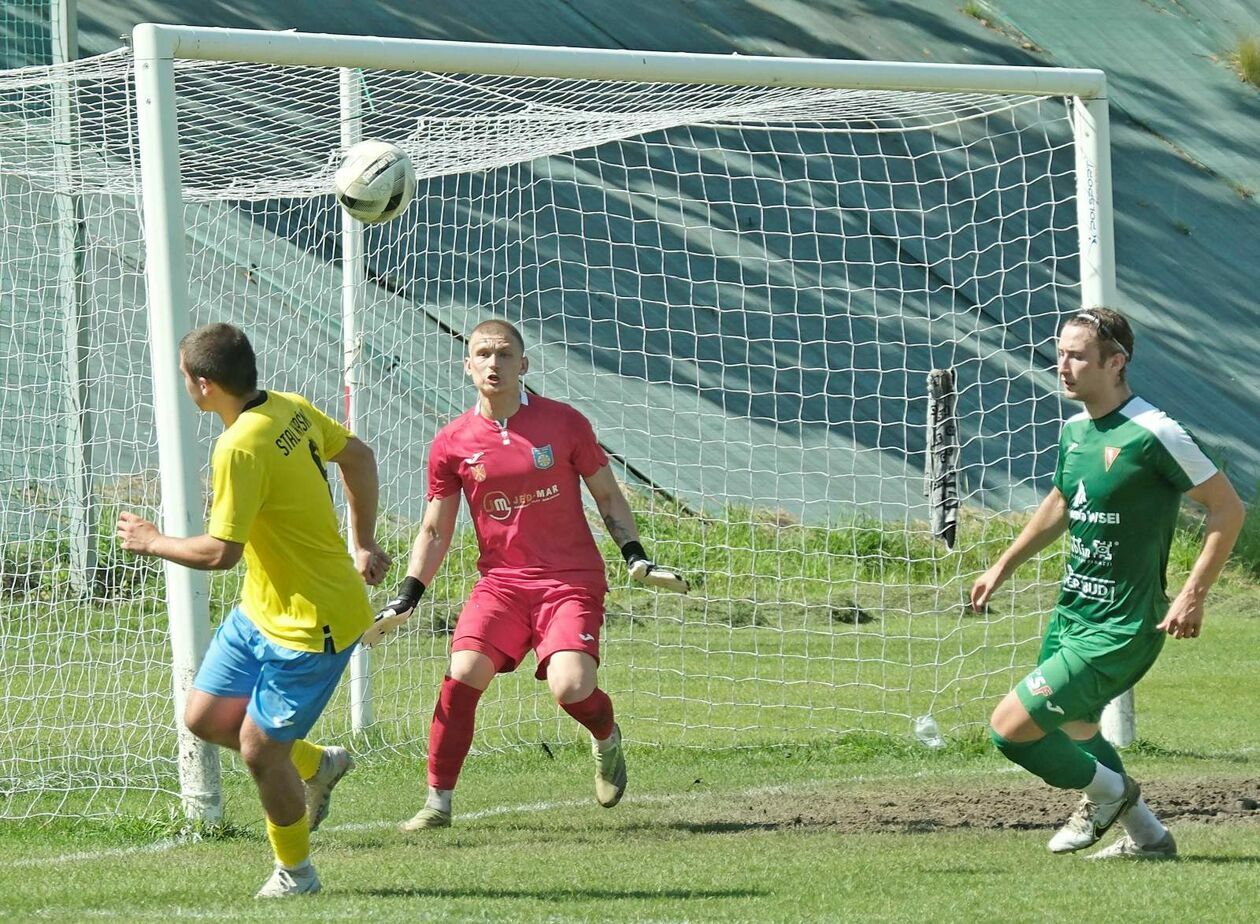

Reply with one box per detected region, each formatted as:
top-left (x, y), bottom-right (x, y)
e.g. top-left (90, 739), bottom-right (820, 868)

top-left (427, 676), bottom-right (483, 790)
top-left (561, 688), bottom-right (615, 740)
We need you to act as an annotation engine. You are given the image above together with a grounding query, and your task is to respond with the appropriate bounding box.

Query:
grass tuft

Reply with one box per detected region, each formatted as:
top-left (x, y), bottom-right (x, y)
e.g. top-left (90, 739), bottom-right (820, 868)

top-left (961, 1), bottom-right (988, 22)
top-left (31, 806), bottom-right (256, 844)
top-left (1234, 36), bottom-right (1260, 89)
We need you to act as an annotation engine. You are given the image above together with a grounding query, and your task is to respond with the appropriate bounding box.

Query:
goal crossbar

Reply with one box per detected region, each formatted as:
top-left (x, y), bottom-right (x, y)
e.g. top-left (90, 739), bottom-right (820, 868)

top-left (133, 24), bottom-right (1107, 98)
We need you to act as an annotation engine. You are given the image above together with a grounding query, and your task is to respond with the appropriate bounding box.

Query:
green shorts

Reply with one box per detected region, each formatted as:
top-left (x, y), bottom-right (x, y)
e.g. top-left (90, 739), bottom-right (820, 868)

top-left (1015, 612), bottom-right (1165, 732)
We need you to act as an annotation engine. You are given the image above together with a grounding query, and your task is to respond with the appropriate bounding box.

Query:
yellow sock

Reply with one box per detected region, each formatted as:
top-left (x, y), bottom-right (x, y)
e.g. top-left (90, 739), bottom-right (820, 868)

top-left (290, 739), bottom-right (324, 781)
top-left (266, 813), bottom-right (311, 869)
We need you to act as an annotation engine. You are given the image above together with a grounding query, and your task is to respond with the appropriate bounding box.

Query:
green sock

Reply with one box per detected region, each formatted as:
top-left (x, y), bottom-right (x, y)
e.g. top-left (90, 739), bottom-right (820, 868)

top-left (1078, 732), bottom-right (1125, 775)
top-left (990, 728), bottom-right (1096, 790)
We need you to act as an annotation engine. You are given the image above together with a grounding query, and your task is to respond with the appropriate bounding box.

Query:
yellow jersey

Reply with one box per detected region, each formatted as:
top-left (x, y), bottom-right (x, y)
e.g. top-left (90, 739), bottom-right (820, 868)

top-left (208, 390), bottom-right (372, 652)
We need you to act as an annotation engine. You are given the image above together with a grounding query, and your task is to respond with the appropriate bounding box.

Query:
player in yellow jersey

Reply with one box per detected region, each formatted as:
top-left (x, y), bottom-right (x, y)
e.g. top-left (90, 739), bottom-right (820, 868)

top-left (117, 323), bottom-right (390, 898)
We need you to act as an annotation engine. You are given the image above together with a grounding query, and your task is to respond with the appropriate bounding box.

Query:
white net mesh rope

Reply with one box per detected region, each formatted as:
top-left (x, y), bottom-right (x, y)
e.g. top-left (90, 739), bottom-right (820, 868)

top-left (1, 49), bottom-right (1076, 817)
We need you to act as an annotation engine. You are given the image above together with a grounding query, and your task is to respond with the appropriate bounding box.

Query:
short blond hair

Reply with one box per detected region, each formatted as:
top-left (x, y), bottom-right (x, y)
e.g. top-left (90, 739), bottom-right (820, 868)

top-left (468, 319), bottom-right (525, 353)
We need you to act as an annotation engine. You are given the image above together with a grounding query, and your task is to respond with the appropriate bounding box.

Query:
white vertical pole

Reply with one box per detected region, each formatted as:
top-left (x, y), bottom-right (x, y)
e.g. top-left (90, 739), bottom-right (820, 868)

top-left (341, 67), bottom-right (373, 731)
top-left (1101, 688), bottom-right (1135, 748)
top-left (50, 0), bottom-right (77, 62)
top-left (133, 24), bottom-right (222, 821)
top-left (1075, 91), bottom-right (1133, 747)
top-left (1074, 94), bottom-right (1117, 310)
top-left (51, 0), bottom-right (96, 597)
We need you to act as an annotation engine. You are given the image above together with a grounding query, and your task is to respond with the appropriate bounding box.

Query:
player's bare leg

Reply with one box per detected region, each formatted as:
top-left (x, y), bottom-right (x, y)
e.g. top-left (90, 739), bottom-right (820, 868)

top-left (548, 651), bottom-right (625, 808)
top-left (184, 690), bottom-right (249, 749)
top-left (240, 718), bottom-right (320, 898)
top-left (401, 649), bottom-right (496, 831)
top-left (186, 690), bottom-right (349, 833)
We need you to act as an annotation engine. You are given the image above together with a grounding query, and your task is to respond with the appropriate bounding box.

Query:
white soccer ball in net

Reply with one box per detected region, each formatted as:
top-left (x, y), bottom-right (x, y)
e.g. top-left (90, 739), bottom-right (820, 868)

top-left (333, 140), bottom-right (416, 224)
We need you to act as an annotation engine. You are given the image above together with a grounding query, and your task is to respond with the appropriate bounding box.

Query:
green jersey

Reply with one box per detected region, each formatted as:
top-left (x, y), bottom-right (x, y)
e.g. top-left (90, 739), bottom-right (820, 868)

top-left (1052, 395), bottom-right (1216, 637)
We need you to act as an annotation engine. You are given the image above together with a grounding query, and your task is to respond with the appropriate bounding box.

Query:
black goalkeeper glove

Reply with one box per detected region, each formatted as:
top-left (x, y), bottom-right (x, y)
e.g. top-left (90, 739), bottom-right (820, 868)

top-left (621, 541), bottom-right (689, 594)
top-left (360, 576), bottom-right (425, 648)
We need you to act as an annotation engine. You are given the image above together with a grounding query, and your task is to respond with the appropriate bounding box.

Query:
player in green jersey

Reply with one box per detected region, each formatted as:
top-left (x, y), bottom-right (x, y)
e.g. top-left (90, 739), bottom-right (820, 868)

top-left (971, 307), bottom-right (1245, 859)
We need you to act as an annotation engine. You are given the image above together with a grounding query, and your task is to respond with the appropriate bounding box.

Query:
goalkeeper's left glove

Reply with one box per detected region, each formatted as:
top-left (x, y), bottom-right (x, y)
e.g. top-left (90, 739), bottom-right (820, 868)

top-left (360, 576), bottom-right (425, 648)
top-left (621, 541), bottom-right (689, 594)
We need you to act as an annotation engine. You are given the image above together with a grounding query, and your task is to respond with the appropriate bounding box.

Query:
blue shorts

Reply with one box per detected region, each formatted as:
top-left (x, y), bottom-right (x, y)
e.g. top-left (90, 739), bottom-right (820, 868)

top-left (193, 607), bottom-right (355, 742)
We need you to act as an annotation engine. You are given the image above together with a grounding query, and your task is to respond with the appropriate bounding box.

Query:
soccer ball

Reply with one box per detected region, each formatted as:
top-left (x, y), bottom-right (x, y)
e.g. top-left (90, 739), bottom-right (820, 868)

top-left (333, 140), bottom-right (416, 224)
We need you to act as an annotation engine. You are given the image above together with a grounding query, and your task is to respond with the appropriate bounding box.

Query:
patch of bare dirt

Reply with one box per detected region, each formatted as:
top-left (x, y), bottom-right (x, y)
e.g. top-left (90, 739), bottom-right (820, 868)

top-left (678, 780), bottom-right (1260, 835)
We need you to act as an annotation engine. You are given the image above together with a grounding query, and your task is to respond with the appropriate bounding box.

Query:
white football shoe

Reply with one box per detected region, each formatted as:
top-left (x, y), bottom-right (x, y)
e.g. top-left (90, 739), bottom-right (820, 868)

top-left (1087, 830), bottom-right (1178, 860)
top-left (1048, 775), bottom-right (1140, 853)
top-left (255, 862), bottom-right (321, 899)
top-left (305, 746), bottom-right (353, 833)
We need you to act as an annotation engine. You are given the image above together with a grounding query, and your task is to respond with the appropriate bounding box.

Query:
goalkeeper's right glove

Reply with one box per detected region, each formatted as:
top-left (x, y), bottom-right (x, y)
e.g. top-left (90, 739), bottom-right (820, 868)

top-left (621, 541), bottom-right (689, 594)
top-left (360, 576), bottom-right (425, 648)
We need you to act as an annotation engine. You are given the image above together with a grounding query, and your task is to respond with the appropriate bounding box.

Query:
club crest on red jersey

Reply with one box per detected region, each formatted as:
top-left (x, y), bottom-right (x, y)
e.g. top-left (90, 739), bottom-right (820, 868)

top-left (470, 463), bottom-right (487, 482)
top-left (532, 444), bottom-right (554, 470)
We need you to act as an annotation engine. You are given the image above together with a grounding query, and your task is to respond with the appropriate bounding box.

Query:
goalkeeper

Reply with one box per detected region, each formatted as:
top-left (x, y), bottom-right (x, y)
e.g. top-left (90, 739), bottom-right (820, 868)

top-left (366, 319), bottom-right (687, 831)
top-left (117, 324), bottom-right (391, 898)
top-left (971, 308), bottom-right (1243, 860)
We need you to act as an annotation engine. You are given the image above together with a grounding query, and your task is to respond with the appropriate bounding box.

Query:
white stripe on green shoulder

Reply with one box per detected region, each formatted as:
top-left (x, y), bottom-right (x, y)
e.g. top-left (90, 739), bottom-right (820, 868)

top-left (1119, 397), bottom-right (1217, 486)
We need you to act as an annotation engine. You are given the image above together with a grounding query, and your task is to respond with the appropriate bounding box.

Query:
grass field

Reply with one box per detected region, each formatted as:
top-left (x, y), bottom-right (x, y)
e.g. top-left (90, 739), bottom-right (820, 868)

top-left (1, 525), bottom-right (1257, 922)
top-left (4, 501), bottom-right (1071, 816)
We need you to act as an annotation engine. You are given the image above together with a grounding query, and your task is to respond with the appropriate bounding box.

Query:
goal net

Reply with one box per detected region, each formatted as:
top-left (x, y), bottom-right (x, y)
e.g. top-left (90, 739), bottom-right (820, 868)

top-left (0, 30), bottom-right (1111, 818)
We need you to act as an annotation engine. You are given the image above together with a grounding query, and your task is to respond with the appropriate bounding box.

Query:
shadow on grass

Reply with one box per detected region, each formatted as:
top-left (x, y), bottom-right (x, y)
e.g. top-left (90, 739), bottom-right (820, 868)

top-left (1127, 739), bottom-right (1256, 765)
top-left (671, 820), bottom-right (785, 834)
top-left (355, 885), bottom-right (768, 900)
top-left (1174, 855), bottom-right (1260, 866)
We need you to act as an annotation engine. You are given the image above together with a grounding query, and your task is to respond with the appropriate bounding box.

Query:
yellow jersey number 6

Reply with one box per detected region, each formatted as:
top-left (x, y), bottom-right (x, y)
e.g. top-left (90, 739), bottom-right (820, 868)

top-left (307, 439), bottom-right (331, 496)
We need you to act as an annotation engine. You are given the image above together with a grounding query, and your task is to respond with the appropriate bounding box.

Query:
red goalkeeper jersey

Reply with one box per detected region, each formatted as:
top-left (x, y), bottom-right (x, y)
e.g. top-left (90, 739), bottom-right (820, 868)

top-left (427, 393), bottom-right (610, 584)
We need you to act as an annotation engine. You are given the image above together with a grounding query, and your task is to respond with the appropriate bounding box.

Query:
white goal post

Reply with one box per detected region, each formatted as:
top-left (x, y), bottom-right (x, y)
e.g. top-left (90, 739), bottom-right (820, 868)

top-left (0, 24), bottom-right (1124, 822)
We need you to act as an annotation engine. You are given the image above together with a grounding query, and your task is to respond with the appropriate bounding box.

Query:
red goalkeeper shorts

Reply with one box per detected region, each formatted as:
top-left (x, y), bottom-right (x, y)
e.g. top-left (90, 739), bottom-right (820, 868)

top-left (452, 576), bottom-right (607, 679)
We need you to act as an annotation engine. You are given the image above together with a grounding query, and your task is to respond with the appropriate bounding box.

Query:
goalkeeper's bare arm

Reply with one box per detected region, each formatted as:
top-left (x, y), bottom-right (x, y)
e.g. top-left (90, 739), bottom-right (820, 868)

top-left (582, 464), bottom-right (689, 594)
